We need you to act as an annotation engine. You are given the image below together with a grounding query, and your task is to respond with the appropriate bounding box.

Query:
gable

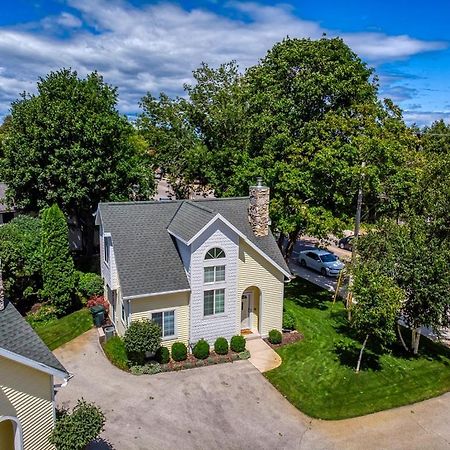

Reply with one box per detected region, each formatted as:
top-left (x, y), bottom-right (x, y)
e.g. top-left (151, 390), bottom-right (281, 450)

top-left (0, 302), bottom-right (67, 378)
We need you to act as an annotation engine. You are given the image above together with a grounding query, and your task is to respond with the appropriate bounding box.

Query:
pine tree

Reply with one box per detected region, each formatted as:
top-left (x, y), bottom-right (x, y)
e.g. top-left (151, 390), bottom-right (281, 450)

top-left (40, 204), bottom-right (76, 315)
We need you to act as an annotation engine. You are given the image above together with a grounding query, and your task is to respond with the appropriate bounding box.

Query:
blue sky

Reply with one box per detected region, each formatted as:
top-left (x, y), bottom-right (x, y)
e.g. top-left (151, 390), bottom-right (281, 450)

top-left (0, 0), bottom-right (449, 125)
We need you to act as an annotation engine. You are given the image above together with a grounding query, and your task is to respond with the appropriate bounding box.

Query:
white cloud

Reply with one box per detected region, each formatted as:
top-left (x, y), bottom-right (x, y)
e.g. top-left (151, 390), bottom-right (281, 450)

top-left (0, 0), bottom-right (445, 118)
top-left (403, 109), bottom-right (450, 127)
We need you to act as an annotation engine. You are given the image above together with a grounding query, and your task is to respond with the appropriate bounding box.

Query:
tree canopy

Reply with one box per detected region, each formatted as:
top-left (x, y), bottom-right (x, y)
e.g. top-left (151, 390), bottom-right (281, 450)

top-left (351, 263), bottom-right (403, 371)
top-left (356, 218), bottom-right (450, 354)
top-left (1, 69), bottom-right (154, 253)
top-left (0, 215), bottom-right (42, 312)
top-left (138, 37), bottom-right (418, 255)
top-left (40, 204), bottom-right (77, 315)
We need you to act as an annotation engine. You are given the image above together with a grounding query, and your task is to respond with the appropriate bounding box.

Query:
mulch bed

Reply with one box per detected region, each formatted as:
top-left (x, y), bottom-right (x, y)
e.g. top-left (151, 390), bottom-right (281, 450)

top-left (264, 330), bottom-right (303, 349)
top-left (161, 350), bottom-right (248, 372)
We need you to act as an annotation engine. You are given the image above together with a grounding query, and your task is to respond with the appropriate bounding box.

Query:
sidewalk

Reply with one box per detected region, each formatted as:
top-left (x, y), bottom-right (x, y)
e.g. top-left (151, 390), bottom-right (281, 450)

top-left (246, 337), bottom-right (282, 373)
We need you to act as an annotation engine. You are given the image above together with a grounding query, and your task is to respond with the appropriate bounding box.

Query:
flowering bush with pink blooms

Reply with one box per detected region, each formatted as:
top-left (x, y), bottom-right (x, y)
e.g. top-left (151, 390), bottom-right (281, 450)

top-left (86, 295), bottom-right (109, 314)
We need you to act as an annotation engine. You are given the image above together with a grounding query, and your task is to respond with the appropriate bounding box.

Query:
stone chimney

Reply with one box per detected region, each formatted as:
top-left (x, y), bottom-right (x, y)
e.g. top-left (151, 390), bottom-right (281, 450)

top-left (248, 177), bottom-right (270, 237)
top-left (0, 260), bottom-right (5, 311)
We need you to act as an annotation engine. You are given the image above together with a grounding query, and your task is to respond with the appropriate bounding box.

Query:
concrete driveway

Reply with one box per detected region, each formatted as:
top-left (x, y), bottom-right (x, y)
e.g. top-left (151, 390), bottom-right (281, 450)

top-left (54, 329), bottom-right (329, 450)
top-left (54, 330), bottom-right (450, 450)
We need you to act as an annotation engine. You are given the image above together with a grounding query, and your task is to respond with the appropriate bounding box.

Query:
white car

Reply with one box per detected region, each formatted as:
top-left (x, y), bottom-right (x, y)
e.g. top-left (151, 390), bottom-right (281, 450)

top-left (298, 249), bottom-right (344, 277)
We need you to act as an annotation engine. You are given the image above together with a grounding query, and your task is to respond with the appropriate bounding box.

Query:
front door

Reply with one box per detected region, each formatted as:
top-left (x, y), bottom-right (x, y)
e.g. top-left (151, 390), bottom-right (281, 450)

top-left (241, 293), bottom-right (251, 329)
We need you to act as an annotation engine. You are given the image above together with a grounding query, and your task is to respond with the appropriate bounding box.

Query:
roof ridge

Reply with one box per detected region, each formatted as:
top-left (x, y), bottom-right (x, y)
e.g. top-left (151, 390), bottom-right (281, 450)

top-left (99, 200), bottom-right (181, 206)
top-left (166, 201), bottom-right (186, 231)
top-left (185, 200), bottom-right (215, 213)
top-left (191, 196), bottom-right (248, 202)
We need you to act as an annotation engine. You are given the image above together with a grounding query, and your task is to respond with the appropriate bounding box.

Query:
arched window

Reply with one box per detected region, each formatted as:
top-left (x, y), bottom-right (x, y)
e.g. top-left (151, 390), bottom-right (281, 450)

top-left (205, 247), bottom-right (225, 260)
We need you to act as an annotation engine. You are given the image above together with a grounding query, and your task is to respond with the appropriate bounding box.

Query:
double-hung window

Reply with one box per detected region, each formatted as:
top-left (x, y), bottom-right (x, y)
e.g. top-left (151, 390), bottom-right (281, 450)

top-left (121, 301), bottom-right (126, 324)
top-left (152, 310), bottom-right (175, 338)
top-left (204, 265), bottom-right (225, 283)
top-left (203, 247), bottom-right (226, 316)
top-left (204, 289), bottom-right (225, 316)
top-left (104, 236), bottom-right (111, 264)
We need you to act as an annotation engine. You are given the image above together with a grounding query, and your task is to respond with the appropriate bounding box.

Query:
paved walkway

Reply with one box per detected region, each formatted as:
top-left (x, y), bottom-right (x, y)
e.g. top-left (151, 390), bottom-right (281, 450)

top-left (246, 337), bottom-right (282, 372)
top-left (54, 330), bottom-right (450, 450)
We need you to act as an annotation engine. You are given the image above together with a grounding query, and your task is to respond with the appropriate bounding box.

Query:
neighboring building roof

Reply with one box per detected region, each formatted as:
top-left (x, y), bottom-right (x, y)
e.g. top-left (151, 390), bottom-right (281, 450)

top-left (0, 300), bottom-right (68, 377)
top-left (0, 182), bottom-right (14, 213)
top-left (97, 198), bottom-right (290, 299)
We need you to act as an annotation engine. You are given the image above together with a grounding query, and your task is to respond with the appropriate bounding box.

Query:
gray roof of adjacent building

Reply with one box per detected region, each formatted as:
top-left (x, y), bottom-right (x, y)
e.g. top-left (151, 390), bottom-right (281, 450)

top-left (0, 300), bottom-right (68, 376)
top-left (0, 182), bottom-right (14, 213)
top-left (97, 197), bottom-right (290, 299)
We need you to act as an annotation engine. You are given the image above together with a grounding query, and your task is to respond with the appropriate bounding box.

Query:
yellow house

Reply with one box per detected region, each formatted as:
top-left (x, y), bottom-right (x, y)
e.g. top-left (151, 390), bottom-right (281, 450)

top-left (96, 179), bottom-right (292, 346)
top-left (0, 299), bottom-right (69, 450)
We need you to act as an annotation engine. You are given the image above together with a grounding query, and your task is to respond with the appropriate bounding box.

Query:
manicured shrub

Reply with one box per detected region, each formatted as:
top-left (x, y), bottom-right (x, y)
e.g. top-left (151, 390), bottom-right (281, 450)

top-left (238, 350), bottom-right (251, 360)
top-left (130, 363), bottom-right (162, 375)
top-left (268, 329), bottom-right (282, 344)
top-left (283, 310), bottom-right (295, 330)
top-left (102, 336), bottom-right (129, 370)
top-left (40, 204), bottom-right (77, 316)
top-left (86, 295), bottom-right (109, 314)
top-left (77, 272), bottom-right (103, 299)
top-left (155, 346), bottom-right (170, 364)
top-left (26, 303), bottom-right (57, 327)
top-left (193, 339), bottom-right (210, 359)
top-left (124, 320), bottom-right (161, 365)
top-left (171, 342), bottom-right (188, 361)
top-left (214, 337), bottom-right (229, 355)
top-left (49, 399), bottom-right (105, 450)
top-left (230, 335), bottom-right (246, 353)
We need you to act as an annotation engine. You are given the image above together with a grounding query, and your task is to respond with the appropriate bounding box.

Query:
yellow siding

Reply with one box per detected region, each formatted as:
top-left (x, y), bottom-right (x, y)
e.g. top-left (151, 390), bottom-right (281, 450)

top-left (238, 239), bottom-right (285, 336)
top-left (130, 292), bottom-right (190, 348)
top-left (114, 287), bottom-right (127, 337)
top-left (0, 356), bottom-right (54, 450)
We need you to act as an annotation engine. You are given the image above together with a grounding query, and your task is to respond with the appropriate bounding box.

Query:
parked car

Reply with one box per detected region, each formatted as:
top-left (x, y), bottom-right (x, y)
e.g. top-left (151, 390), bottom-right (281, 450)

top-left (338, 235), bottom-right (354, 251)
top-left (298, 249), bottom-right (344, 277)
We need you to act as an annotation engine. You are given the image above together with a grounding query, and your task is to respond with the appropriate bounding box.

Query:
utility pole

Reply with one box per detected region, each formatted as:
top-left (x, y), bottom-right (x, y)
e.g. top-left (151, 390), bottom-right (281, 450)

top-left (347, 161), bottom-right (366, 318)
top-left (352, 161), bottom-right (366, 263)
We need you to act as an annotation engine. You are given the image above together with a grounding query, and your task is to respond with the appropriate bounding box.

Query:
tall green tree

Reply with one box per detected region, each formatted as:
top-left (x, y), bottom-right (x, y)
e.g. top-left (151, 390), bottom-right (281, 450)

top-left (357, 218), bottom-right (450, 354)
top-left (414, 120), bottom-right (450, 239)
top-left (1, 69), bottom-right (153, 254)
top-left (0, 215), bottom-right (42, 312)
top-left (40, 204), bottom-right (77, 315)
top-left (351, 263), bottom-right (403, 372)
top-left (138, 38), bottom-right (417, 256)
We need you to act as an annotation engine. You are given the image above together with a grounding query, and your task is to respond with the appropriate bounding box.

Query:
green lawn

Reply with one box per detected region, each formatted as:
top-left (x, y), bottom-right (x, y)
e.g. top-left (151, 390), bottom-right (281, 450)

top-left (30, 308), bottom-right (93, 350)
top-left (265, 279), bottom-right (450, 420)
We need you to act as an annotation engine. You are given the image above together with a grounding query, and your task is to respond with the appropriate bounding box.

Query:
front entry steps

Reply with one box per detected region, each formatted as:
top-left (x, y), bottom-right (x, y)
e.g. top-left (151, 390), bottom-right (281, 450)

top-left (241, 329), bottom-right (260, 341)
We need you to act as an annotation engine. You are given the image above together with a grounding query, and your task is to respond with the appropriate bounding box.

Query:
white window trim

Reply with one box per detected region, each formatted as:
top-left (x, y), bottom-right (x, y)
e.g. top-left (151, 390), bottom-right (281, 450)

top-left (203, 264), bottom-right (226, 284)
top-left (204, 247), bottom-right (226, 260)
top-left (203, 288), bottom-right (226, 317)
top-left (120, 300), bottom-right (126, 327)
top-left (150, 308), bottom-right (177, 340)
top-left (103, 233), bottom-right (111, 266)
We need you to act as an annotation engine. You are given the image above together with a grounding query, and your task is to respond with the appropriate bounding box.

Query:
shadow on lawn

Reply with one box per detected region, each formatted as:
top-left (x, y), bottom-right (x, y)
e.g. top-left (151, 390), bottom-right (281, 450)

top-left (286, 278), bottom-right (331, 310)
top-left (334, 340), bottom-right (381, 371)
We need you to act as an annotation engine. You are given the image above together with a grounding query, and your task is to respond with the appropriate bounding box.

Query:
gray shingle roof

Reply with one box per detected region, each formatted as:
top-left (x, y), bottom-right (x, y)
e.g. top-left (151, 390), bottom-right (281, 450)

top-left (98, 201), bottom-right (191, 298)
top-left (167, 201), bottom-right (215, 242)
top-left (98, 197), bottom-right (290, 298)
top-left (0, 301), bottom-right (67, 375)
